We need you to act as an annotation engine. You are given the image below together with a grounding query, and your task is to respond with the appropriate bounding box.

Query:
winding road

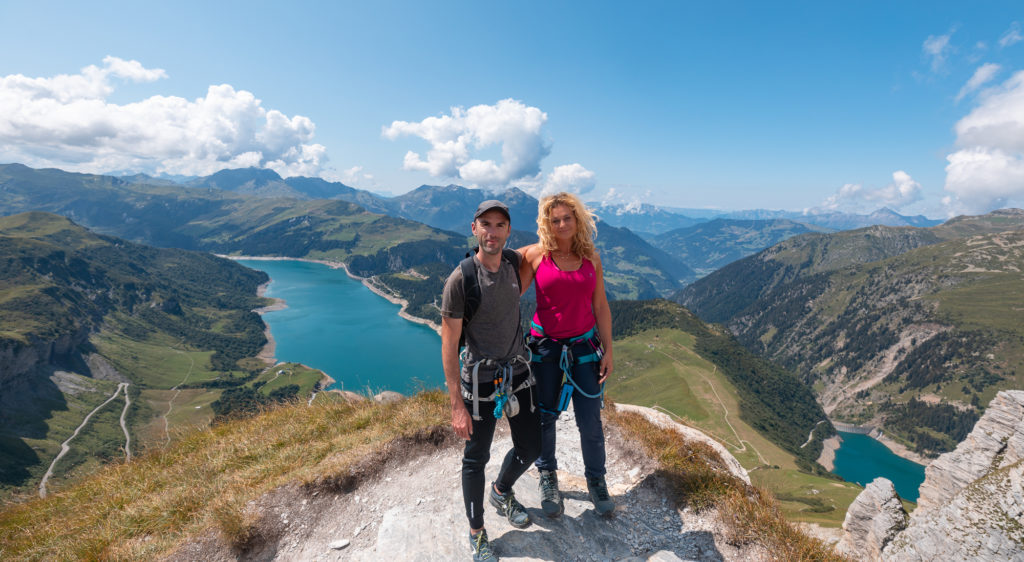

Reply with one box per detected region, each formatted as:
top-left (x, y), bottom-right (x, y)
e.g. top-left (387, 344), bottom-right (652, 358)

top-left (39, 382), bottom-right (131, 498)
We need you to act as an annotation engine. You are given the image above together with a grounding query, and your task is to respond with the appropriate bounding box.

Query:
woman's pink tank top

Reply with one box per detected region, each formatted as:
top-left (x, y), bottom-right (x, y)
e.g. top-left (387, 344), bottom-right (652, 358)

top-left (531, 254), bottom-right (597, 339)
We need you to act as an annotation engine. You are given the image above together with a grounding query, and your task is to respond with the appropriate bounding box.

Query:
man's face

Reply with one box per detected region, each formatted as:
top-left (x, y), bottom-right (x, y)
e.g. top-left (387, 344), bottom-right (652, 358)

top-left (471, 209), bottom-right (511, 255)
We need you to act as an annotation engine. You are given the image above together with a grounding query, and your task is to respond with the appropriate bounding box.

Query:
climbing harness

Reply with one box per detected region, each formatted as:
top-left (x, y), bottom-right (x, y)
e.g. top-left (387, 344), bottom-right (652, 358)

top-left (529, 323), bottom-right (605, 411)
top-left (460, 350), bottom-right (535, 421)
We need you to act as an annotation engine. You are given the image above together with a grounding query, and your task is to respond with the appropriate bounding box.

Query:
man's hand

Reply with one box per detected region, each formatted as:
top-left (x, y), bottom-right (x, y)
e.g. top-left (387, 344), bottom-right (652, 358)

top-left (441, 315), bottom-right (472, 440)
top-left (451, 401), bottom-right (473, 440)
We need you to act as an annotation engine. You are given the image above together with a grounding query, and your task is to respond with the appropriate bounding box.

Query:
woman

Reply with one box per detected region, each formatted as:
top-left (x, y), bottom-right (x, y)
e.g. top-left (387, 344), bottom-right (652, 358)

top-left (518, 191), bottom-right (615, 517)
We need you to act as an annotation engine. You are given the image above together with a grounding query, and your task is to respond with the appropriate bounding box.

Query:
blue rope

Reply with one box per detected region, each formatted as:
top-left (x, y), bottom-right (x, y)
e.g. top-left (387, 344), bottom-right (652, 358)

top-left (493, 363), bottom-right (514, 419)
top-left (558, 344), bottom-right (604, 400)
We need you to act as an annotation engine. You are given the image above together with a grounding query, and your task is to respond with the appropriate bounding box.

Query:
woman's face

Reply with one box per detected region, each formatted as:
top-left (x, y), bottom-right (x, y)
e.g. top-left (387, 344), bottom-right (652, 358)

top-left (548, 204), bottom-right (576, 242)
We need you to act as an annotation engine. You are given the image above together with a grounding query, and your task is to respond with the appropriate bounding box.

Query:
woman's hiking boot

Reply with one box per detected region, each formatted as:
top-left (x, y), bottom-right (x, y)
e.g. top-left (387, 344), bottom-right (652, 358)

top-left (587, 476), bottom-right (615, 516)
top-left (488, 483), bottom-right (531, 528)
top-left (538, 469), bottom-right (564, 517)
top-left (469, 529), bottom-right (497, 561)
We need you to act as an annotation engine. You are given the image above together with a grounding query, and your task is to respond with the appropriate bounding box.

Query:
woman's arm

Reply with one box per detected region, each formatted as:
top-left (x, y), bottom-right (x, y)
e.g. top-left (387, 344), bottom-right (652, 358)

top-left (591, 252), bottom-right (614, 383)
top-left (516, 243), bottom-right (540, 296)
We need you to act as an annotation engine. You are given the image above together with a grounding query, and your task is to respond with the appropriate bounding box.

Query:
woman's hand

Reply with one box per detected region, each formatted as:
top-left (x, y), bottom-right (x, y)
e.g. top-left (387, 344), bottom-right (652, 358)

top-left (598, 353), bottom-right (613, 384)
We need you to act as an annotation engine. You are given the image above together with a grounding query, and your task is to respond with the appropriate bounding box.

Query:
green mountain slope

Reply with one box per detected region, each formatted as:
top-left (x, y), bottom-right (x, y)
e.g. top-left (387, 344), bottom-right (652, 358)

top-left (676, 210), bottom-right (1024, 457)
top-left (610, 299), bottom-right (832, 467)
top-left (0, 212), bottom-right (308, 497)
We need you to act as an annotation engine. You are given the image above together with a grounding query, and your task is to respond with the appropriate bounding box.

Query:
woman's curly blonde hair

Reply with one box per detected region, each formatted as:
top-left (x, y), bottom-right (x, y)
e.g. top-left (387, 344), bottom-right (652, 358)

top-left (536, 192), bottom-right (598, 259)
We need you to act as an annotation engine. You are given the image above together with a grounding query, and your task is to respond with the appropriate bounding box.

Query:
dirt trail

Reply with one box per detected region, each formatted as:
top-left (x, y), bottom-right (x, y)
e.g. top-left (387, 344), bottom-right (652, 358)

top-left (120, 383), bottom-right (132, 461)
top-left (39, 382), bottom-right (130, 498)
top-left (163, 346), bottom-right (196, 445)
top-left (655, 344), bottom-right (768, 466)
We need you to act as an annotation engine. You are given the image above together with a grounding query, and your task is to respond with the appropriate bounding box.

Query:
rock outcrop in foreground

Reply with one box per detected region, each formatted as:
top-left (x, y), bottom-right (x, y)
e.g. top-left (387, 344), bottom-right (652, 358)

top-left (835, 477), bottom-right (907, 561)
top-left (840, 390), bottom-right (1024, 561)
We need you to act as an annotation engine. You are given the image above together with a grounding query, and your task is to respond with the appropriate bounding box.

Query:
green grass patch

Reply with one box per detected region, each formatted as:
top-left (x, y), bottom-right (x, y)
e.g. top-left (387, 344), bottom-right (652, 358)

top-left (933, 274), bottom-right (1024, 333)
top-left (257, 363), bottom-right (324, 397)
top-left (92, 329), bottom-right (220, 389)
top-left (609, 328), bottom-right (859, 527)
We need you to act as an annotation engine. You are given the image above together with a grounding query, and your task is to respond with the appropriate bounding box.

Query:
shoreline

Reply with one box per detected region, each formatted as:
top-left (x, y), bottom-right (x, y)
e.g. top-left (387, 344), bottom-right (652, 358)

top-left (253, 281), bottom-right (286, 366)
top-left (817, 435), bottom-right (841, 472)
top-left (872, 431), bottom-right (931, 466)
top-left (227, 254), bottom-right (442, 335)
top-left (251, 280), bottom-right (338, 392)
top-left (827, 419), bottom-right (931, 467)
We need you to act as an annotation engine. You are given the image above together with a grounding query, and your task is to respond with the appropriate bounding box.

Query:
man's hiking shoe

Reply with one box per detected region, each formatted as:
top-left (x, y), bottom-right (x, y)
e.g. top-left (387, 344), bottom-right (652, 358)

top-left (489, 484), bottom-right (531, 528)
top-left (587, 476), bottom-right (615, 516)
top-left (538, 469), bottom-right (564, 517)
top-left (469, 529), bottom-right (497, 561)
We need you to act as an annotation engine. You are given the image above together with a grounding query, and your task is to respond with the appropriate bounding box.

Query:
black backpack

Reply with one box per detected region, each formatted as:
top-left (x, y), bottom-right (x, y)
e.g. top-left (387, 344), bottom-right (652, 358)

top-left (459, 247), bottom-right (521, 348)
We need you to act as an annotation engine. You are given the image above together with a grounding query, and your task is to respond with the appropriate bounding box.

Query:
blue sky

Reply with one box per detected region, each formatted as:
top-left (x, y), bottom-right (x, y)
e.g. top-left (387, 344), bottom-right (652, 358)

top-left (2, 1), bottom-right (1024, 217)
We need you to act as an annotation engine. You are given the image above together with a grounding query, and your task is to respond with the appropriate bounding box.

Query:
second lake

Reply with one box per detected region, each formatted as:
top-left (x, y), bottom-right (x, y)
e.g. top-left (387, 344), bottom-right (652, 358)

top-left (832, 430), bottom-right (927, 502)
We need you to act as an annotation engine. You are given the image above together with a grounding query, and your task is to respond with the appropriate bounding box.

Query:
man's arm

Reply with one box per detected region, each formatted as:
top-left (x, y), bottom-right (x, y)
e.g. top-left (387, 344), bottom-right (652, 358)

top-left (516, 243), bottom-right (539, 296)
top-left (441, 315), bottom-right (472, 440)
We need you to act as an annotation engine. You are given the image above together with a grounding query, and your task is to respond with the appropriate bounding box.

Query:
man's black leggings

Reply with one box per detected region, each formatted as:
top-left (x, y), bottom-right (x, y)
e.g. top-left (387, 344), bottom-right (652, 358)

top-left (461, 372), bottom-right (542, 530)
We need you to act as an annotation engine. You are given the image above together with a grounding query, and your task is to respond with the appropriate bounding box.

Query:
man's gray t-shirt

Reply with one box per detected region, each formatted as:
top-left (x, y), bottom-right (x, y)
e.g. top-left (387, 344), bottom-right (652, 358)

top-left (441, 254), bottom-right (527, 384)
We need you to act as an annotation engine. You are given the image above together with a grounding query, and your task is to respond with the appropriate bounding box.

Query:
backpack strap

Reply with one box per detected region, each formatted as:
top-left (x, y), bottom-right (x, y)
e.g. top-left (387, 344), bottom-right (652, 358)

top-left (458, 256), bottom-right (480, 349)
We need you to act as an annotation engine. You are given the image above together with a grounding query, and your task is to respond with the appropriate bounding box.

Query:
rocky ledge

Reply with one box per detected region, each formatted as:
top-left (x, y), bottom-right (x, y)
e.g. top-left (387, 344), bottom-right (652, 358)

top-left (915, 390), bottom-right (1024, 515)
top-left (839, 390), bottom-right (1024, 561)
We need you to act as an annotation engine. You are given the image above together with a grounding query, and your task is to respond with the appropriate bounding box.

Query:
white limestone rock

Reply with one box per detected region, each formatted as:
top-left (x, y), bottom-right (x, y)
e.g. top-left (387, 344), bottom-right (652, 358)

top-left (916, 390), bottom-right (1024, 515)
top-left (883, 460), bottom-right (1024, 561)
top-left (836, 477), bottom-right (908, 561)
top-left (875, 391), bottom-right (1024, 561)
top-left (373, 391), bottom-right (404, 404)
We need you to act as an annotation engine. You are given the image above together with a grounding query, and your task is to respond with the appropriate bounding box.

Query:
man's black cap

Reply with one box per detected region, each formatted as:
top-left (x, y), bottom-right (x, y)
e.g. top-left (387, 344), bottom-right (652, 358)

top-left (473, 200), bottom-right (511, 222)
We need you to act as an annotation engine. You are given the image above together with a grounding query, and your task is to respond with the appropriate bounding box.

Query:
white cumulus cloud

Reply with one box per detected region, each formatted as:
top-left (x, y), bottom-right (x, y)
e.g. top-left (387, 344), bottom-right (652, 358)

top-left (944, 70), bottom-right (1024, 214)
top-left (0, 56), bottom-right (329, 177)
top-left (815, 171), bottom-right (923, 212)
top-left (542, 163), bottom-right (596, 196)
top-left (956, 63), bottom-right (1001, 102)
top-left (383, 98), bottom-right (552, 188)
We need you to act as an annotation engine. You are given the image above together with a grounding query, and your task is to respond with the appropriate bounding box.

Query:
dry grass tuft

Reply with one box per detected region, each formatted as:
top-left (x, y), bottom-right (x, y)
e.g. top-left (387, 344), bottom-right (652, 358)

top-left (607, 407), bottom-right (848, 562)
top-left (0, 391), bottom-right (450, 560)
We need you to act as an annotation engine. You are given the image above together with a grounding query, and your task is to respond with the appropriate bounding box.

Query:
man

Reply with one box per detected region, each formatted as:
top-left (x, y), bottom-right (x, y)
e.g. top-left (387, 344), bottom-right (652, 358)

top-left (441, 200), bottom-right (541, 562)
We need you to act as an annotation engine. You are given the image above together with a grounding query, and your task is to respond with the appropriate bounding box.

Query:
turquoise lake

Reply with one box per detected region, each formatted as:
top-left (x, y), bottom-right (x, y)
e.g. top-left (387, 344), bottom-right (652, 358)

top-left (237, 259), bottom-right (443, 395)
top-left (832, 431), bottom-right (927, 502)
